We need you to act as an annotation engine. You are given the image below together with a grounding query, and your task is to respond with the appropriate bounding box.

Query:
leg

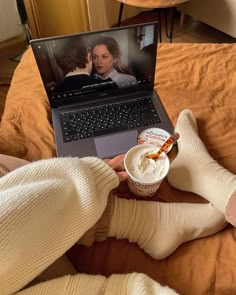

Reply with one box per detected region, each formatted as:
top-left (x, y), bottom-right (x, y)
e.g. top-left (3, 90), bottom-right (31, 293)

top-left (21, 272), bottom-right (178, 294)
top-left (167, 109), bottom-right (236, 224)
top-left (0, 154), bottom-right (29, 176)
top-left (157, 9), bottom-right (162, 43)
top-left (165, 7), bottom-right (176, 43)
top-left (0, 157), bottom-right (119, 294)
top-left (108, 195), bottom-right (226, 260)
top-left (117, 3), bottom-right (124, 27)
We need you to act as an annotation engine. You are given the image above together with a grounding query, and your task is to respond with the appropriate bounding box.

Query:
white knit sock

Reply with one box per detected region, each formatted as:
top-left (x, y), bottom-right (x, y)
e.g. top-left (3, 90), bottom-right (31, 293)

top-left (108, 196), bottom-right (226, 260)
top-left (167, 109), bottom-right (236, 213)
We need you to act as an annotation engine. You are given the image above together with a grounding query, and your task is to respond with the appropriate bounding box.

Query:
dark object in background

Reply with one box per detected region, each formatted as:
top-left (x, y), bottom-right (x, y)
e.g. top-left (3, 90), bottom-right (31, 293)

top-left (16, 0), bottom-right (32, 43)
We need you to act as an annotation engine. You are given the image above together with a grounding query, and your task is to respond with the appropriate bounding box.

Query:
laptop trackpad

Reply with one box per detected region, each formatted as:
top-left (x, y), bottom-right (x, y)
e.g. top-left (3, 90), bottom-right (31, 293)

top-left (95, 130), bottom-right (138, 158)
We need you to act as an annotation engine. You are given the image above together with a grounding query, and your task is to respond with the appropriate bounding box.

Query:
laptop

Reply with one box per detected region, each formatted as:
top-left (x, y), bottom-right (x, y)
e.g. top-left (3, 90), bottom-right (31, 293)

top-left (31, 22), bottom-right (173, 158)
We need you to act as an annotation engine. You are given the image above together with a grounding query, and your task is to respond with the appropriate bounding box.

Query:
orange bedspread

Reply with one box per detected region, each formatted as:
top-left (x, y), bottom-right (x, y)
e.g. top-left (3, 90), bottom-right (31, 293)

top-left (1, 43), bottom-right (236, 294)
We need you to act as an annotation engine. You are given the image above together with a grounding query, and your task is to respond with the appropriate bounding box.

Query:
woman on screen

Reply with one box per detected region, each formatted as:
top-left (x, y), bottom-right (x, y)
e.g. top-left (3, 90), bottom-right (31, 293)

top-left (91, 36), bottom-right (137, 88)
top-left (55, 37), bottom-right (117, 93)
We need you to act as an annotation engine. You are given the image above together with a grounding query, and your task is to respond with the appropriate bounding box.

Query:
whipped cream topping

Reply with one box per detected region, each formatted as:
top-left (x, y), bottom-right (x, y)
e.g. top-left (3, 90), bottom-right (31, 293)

top-left (125, 145), bottom-right (168, 183)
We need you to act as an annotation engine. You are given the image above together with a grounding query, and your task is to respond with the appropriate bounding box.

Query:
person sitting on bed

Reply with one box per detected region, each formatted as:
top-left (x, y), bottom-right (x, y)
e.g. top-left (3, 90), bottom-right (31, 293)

top-left (0, 109), bottom-right (235, 294)
top-left (55, 37), bottom-right (117, 93)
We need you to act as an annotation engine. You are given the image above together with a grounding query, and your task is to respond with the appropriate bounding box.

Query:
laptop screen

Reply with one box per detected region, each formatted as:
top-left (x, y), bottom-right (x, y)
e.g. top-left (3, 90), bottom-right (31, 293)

top-left (31, 22), bottom-right (158, 107)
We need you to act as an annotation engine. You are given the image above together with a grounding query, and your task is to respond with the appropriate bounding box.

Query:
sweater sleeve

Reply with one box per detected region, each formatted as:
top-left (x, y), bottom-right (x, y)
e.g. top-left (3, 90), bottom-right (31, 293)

top-left (16, 273), bottom-right (179, 295)
top-left (0, 156), bottom-right (119, 295)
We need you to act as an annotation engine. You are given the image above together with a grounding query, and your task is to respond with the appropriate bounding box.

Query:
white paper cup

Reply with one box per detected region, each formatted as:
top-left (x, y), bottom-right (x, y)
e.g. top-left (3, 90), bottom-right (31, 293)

top-left (124, 144), bottom-right (170, 198)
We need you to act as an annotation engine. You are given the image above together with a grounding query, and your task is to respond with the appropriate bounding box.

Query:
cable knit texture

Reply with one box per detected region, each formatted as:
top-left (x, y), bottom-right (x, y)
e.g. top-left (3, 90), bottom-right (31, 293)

top-left (17, 273), bottom-right (179, 295)
top-left (0, 157), bottom-right (118, 294)
top-left (0, 156), bottom-right (178, 295)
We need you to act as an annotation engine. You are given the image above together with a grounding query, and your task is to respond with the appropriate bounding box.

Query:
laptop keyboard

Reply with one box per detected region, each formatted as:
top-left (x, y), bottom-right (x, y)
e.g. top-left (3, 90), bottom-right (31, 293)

top-left (60, 97), bottom-right (161, 142)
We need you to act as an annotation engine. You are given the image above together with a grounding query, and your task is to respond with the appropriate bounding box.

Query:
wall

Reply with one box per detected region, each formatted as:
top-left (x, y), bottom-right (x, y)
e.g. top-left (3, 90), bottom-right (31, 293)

top-left (0, 0), bottom-right (23, 41)
top-left (179, 0), bottom-right (236, 38)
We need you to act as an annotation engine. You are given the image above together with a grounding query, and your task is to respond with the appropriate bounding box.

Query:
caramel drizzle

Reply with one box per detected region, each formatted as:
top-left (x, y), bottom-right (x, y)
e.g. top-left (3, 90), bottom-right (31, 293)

top-left (146, 132), bottom-right (180, 160)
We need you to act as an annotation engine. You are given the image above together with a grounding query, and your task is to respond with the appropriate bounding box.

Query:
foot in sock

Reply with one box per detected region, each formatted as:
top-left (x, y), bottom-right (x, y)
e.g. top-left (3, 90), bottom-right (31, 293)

top-left (108, 196), bottom-right (227, 260)
top-left (167, 109), bottom-right (236, 214)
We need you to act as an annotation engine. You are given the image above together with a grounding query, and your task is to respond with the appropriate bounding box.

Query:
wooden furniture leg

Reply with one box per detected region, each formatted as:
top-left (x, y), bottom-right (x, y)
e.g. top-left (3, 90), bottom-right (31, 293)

top-left (117, 3), bottom-right (124, 26)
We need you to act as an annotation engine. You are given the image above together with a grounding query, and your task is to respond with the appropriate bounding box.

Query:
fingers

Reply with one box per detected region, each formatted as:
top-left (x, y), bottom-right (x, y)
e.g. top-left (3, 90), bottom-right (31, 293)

top-left (117, 171), bottom-right (128, 182)
top-left (105, 154), bottom-right (128, 182)
top-left (107, 154), bottom-right (125, 171)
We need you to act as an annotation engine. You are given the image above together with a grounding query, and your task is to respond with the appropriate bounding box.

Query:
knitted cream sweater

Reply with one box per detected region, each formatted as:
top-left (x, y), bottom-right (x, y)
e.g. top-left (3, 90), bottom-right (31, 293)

top-left (0, 157), bottom-right (178, 295)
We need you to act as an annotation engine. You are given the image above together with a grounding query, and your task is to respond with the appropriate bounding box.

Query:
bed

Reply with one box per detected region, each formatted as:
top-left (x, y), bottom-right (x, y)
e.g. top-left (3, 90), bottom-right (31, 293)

top-left (1, 43), bottom-right (236, 294)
